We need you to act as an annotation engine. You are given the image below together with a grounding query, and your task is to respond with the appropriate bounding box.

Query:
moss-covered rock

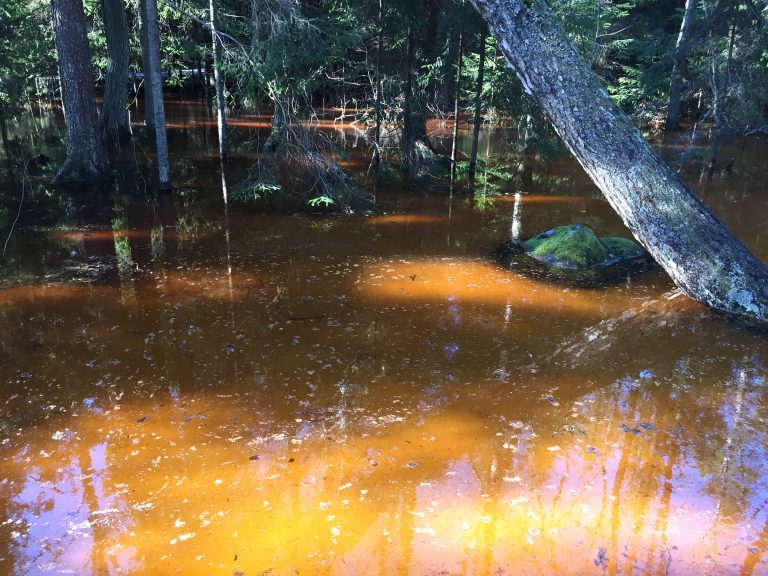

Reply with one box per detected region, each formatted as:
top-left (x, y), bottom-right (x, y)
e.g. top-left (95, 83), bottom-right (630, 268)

top-left (522, 224), bottom-right (644, 269)
top-left (600, 236), bottom-right (644, 263)
top-left (523, 225), bottom-right (607, 268)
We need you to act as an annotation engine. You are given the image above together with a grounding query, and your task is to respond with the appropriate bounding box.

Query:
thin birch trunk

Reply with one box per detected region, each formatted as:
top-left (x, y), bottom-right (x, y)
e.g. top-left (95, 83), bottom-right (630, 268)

top-left (209, 0), bottom-right (227, 159)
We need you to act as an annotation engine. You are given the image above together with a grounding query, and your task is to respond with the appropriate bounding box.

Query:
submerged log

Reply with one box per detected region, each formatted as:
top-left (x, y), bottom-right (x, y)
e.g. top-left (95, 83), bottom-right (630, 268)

top-left (469, 0), bottom-right (768, 322)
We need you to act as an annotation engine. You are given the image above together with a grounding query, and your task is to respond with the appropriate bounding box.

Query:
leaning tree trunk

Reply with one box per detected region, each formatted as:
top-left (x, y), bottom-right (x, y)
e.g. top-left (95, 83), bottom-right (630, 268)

top-left (51, 0), bottom-right (110, 184)
top-left (666, 0), bottom-right (697, 131)
top-left (141, 0), bottom-right (170, 187)
top-left (470, 0), bottom-right (768, 321)
top-left (101, 0), bottom-right (131, 143)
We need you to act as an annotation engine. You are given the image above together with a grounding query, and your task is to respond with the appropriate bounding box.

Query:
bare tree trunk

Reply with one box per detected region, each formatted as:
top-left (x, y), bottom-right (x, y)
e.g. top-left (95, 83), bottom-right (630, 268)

top-left (101, 0), bottom-right (131, 143)
top-left (0, 114), bottom-right (11, 176)
top-left (707, 8), bottom-right (737, 179)
top-left (468, 30), bottom-right (487, 181)
top-left (373, 0), bottom-right (383, 164)
top-left (264, 97), bottom-right (289, 153)
top-left (470, 0), bottom-right (768, 321)
top-left (666, 0), bottom-right (697, 131)
top-left (209, 0), bottom-right (227, 159)
top-left (0, 115), bottom-right (9, 158)
top-left (401, 26), bottom-right (418, 171)
top-left (400, 26), bottom-right (432, 174)
top-left (138, 0), bottom-right (155, 134)
top-left (51, 0), bottom-right (110, 184)
top-left (450, 34), bottom-right (463, 183)
top-left (705, 28), bottom-right (723, 179)
top-left (141, 0), bottom-right (170, 187)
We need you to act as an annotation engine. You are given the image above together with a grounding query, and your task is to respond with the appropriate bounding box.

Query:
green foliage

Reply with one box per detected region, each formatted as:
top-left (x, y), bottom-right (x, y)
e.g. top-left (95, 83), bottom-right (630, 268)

top-left (455, 157), bottom-right (514, 194)
top-left (232, 181), bottom-right (283, 203)
top-left (307, 195), bottom-right (335, 207)
top-left (0, 0), bottom-right (54, 117)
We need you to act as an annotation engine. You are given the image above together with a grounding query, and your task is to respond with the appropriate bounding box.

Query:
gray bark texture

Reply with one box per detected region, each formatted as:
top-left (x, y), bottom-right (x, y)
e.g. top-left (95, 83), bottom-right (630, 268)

top-left (51, 0), bottom-right (110, 184)
top-left (666, 0), bottom-right (697, 131)
top-left (101, 0), bottom-right (131, 144)
top-left (142, 0), bottom-right (170, 186)
top-left (470, 0), bottom-right (768, 321)
top-left (101, 0), bottom-right (131, 143)
top-left (263, 98), bottom-right (289, 153)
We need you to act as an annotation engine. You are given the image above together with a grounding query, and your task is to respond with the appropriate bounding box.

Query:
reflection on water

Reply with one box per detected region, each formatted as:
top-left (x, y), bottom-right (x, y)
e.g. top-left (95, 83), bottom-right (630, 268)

top-left (0, 102), bottom-right (767, 575)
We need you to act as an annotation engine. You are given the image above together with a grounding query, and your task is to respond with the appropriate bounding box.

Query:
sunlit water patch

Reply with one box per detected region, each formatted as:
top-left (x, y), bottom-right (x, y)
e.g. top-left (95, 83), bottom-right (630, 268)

top-left (1, 104), bottom-right (767, 575)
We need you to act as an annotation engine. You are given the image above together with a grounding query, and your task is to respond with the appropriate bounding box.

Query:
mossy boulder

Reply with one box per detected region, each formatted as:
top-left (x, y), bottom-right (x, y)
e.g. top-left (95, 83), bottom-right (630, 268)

top-left (522, 224), bottom-right (644, 269)
top-left (600, 236), bottom-right (645, 264)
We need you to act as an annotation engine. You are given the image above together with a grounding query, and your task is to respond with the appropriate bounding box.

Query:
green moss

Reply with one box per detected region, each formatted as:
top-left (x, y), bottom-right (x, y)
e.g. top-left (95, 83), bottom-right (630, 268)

top-left (522, 225), bottom-right (645, 270)
top-left (523, 225), bottom-right (608, 269)
top-left (601, 236), bottom-right (643, 262)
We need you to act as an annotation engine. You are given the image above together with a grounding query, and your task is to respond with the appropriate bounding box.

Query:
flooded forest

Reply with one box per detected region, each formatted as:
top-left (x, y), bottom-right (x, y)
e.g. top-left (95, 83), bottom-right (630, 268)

top-left (1, 0), bottom-right (768, 574)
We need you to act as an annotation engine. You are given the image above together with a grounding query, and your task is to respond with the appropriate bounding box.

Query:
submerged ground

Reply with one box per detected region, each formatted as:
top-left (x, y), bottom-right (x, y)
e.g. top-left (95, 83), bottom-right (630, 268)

top-left (0, 100), bottom-right (767, 575)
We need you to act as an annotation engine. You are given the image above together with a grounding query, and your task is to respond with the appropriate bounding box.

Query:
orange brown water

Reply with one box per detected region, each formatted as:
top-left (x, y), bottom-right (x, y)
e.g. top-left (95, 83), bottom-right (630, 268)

top-left (0, 102), bottom-right (767, 575)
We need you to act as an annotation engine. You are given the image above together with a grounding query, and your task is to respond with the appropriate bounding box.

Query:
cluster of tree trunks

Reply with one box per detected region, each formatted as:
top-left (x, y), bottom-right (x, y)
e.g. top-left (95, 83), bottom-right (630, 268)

top-left (467, 0), bottom-right (768, 321)
top-left (51, 0), bottom-right (169, 186)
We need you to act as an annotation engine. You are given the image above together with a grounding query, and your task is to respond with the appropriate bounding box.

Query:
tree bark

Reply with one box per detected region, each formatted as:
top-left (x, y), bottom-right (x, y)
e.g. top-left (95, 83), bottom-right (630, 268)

top-left (666, 0), bottom-right (697, 131)
top-left (263, 97), bottom-right (289, 153)
top-left (0, 114), bottom-right (11, 176)
top-left (0, 115), bottom-right (9, 159)
top-left (51, 0), bottom-right (110, 184)
top-left (468, 30), bottom-right (487, 180)
top-left (141, 0), bottom-right (170, 187)
top-left (470, 0), bottom-right (768, 321)
top-left (209, 0), bottom-right (227, 159)
top-left (450, 34), bottom-right (463, 183)
top-left (401, 26), bottom-right (419, 170)
top-left (373, 0), bottom-right (383, 164)
top-left (400, 26), bottom-right (434, 175)
top-left (139, 0), bottom-right (155, 134)
top-left (101, 0), bottom-right (131, 143)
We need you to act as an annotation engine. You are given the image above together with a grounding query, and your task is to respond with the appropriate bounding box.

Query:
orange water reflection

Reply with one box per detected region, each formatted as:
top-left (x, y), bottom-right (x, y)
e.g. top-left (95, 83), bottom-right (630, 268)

top-left (2, 127), bottom-right (768, 574)
top-left (1, 363), bottom-right (766, 575)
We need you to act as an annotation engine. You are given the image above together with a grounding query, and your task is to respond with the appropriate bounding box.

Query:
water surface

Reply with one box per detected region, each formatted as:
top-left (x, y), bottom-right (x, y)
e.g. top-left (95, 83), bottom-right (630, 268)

top-left (0, 101), bottom-right (767, 575)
